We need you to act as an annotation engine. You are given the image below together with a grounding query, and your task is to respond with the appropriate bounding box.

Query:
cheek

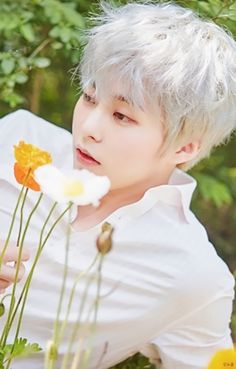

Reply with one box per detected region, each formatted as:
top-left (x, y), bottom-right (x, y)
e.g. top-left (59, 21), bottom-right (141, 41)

top-left (109, 132), bottom-right (160, 164)
top-left (106, 136), bottom-right (157, 188)
top-left (72, 100), bottom-right (84, 136)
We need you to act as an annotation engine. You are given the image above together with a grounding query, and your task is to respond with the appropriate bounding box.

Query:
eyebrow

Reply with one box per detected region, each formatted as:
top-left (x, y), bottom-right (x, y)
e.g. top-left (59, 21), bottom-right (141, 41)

top-left (90, 82), bottom-right (132, 105)
top-left (114, 95), bottom-right (131, 105)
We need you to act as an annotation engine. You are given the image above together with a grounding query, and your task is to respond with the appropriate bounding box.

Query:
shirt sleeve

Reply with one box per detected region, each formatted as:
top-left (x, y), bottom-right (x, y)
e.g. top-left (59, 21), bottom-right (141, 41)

top-left (140, 251), bottom-right (235, 369)
top-left (141, 300), bottom-right (234, 369)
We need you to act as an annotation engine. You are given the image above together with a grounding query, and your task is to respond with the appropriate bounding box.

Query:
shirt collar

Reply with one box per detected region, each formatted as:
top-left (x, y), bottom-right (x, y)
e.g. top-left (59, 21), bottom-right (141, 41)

top-left (110, 168), bottom-right (197, 224)
top-left (0, 163), bottom-right (196, 225)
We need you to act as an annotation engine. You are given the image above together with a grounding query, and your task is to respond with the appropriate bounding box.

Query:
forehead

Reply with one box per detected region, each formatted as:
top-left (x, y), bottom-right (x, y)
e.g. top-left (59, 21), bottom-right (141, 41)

top-left (84, 80), bottom-right (142, 109)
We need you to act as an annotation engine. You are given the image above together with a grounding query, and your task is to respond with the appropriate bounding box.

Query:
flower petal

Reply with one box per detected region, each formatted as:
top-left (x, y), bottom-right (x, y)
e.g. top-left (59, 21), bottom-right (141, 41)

top-left (34, 165), bottom-right (111, 205)
top-left (14, 141), bottom-right (52, 170)
top-left (34, 164), bottom-right (65, 201)
top-left (14, 163), bottom-right (40, 191)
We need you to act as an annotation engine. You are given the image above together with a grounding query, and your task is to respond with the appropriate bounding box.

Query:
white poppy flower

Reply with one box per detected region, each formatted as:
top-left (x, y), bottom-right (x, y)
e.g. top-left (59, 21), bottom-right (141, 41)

top-left (34, 164), bottom-right (111, 206)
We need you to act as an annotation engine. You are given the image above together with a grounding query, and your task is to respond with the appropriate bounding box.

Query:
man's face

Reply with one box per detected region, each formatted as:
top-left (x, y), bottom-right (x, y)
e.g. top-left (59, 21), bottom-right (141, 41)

top-left (72, 86), bottom-right (176, 191)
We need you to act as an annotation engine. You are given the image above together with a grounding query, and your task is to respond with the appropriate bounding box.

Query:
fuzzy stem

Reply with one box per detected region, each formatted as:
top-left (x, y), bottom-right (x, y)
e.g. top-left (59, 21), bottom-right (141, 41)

top-left (0, 185), bottom-right (26, 271)
top-left (60, 270), bottom-right (96, 369)
top-left (0, 191), bottom-right (42, 348)
top-left (57, 254), bottom-right (99, 347)
top-left (4, 201), bottom-right (71, 369)
top-left (46, 203), bottom-right (73, 369)
top-left (79, 255), bottom-right (104, 369)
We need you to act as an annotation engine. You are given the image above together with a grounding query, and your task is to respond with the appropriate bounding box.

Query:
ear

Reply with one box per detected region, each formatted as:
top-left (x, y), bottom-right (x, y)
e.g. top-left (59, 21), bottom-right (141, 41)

top-left (174, 141), bottom-right (201, 165)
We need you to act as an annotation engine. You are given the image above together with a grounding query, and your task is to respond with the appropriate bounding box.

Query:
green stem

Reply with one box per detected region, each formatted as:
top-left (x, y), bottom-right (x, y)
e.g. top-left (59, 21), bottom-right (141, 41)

top-left (57, 254), bottom-right (99, 346)
top-left (60, 267), bottom-right (97, 369)
top-left (4, 201), bottom-right (71, 369)
top-left (6, 202), bottom-right (58, 333)
top-left (16, 188), bottom-right (28, 248)
top-left (0, 185), bottom-right (26, 271)
top-left (60, 254), bottom-right (103, 369)
top-left (0, 192), bottom-right (43, 348)
top-left (5, 201), bottom-right (56, 365)
top-left (53, 205), bottom-right (72, 343)
top-left (29, 38), bottom-right (52, 59)
top-left (79, 255), bottom-right (104, 369)
top-left (0, 168), bottom-right (32, 271)
top-left (46, 203), bottom-right (73, 369)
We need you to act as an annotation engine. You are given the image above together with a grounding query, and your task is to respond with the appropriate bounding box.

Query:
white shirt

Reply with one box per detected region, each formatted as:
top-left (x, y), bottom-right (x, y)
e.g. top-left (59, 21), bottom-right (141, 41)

top-left (0, 109), bottom-right (234, 369)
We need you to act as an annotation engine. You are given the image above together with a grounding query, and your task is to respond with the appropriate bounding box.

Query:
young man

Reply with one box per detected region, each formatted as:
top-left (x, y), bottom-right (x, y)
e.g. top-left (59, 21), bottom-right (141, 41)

top-left (0, 2), bottom-right (236, 368)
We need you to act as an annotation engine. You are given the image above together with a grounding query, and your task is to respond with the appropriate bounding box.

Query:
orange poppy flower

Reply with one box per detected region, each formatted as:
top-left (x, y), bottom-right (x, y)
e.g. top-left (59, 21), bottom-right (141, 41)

top-left (13, 141), bottom-right (52, 191)
top-left (14, 163), bottom-right (40, 191)
top-left (206, 348), bottom-right (236, 369)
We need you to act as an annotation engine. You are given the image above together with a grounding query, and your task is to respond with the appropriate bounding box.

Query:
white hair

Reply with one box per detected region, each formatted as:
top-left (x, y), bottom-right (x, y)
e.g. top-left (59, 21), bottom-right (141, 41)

top-left (77, 1), bottom-right (236, 170)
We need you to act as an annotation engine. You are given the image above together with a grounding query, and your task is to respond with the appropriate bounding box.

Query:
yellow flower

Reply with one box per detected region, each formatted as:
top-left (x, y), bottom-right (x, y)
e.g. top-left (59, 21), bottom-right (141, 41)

top-left (13, 141), bottom-right (52, 191)
top-left (14, 141), bottom-right (52, 170)
top-left (206, 348), bottom-right (236, 369)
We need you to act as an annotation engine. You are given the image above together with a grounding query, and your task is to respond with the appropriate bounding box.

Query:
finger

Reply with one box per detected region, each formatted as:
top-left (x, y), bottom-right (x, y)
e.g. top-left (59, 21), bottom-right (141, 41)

top-left (0, 247), bottom-right (30, 263)
top-left (0, 279), bottom-right (11, 289)
top-left (0, 289), bottom-right (6, 295)
top-left (17, 263), bottom-right (26, 282)
top-left (0, 263), bottom-right (26, 283)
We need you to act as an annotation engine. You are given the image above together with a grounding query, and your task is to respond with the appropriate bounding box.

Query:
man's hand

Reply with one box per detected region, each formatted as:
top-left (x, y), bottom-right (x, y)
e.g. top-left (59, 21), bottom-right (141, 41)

top-left (0, 245), bottom-right (30, 293)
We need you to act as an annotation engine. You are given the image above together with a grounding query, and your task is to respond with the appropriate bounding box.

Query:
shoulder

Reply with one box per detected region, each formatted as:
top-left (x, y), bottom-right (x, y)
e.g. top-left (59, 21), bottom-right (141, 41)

top-left (0, 109), bottom-right (70, 136)
top-left (0, 109), bottom-right (73, 168)
top-left (115, 205), bottom-right (235, 302)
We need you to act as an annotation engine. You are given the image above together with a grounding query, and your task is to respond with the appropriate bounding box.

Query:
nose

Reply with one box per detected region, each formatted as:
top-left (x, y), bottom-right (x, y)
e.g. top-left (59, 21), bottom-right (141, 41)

top-left (80, 107), bottom-right (103, 143)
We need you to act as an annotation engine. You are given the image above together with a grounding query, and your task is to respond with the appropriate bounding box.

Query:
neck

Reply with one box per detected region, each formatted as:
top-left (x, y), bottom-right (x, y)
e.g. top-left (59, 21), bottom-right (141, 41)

top-left (74, 167), bottom-right (175, 225)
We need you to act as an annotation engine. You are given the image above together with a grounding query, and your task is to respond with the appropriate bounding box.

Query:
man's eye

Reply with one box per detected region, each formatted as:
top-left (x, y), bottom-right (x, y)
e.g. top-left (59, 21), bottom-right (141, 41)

top-left (113, 112), bottom-right (134, 123)
top-left (83, 92), bottom-right (95, 103)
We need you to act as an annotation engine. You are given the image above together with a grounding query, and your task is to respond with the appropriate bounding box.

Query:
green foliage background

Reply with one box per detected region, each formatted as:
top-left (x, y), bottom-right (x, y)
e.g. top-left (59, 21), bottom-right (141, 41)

top-left (0, 1), bottom-right (236, 368)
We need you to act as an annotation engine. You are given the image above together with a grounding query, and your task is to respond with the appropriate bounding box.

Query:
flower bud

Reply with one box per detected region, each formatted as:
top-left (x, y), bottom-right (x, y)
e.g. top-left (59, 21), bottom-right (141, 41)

top-left (96, 222), bottom-right (114, 255)
top-left (45, 340), bottom-right (58, 364)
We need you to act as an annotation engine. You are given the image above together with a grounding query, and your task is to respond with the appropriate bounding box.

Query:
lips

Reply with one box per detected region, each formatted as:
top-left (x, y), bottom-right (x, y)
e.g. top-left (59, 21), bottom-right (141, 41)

top-left (76, 147), bottom-right (100, 164)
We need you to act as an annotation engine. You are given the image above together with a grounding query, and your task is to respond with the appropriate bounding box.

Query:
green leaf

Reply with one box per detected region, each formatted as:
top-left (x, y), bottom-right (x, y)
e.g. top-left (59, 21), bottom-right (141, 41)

top-left (18, 57), bottom-right (28, 69)
top-left (34, 57), bottom-right (51, 68)
top-left (197, 1), bottom-right (213, 16)
top-left (16, 341), bottom-right (42, 358)
top-left (44, 2), bottom-right (62, 24)
top-left (44, 0), bottom-right (84, 27)
top-left (20, 23), bottom-right (35, 42)
top-left (49, 26), bottom-right (61, 38)
top-left (1, 89), bottom-right (25, 107)
top-left (6, 79), bottom-right (15, 88)
top-left (58, 3), bottom-right (84, 27)
top-left (1, 59), bottom-right (15, 75)
top-left (59, 28), bottom-right (72, 43)
top-left (0, 14), bottom-right (19, 31)
top-left (52, 41), bottom-right (63, 50)
top-left (3, 338), bottom-right (42, 359)
top-left (194, 173), bottom-right (233, 207)
top-left (15, 72), bottom-right (28, 84)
